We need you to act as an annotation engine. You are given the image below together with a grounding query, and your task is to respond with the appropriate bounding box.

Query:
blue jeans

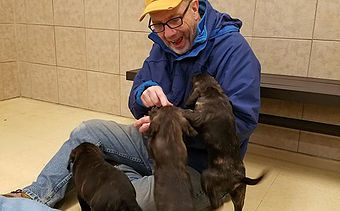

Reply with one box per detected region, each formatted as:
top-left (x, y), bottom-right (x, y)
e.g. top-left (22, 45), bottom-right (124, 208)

top-left (22, 119), bottom-right (209, 211)
top-left (0, 196), bottom-right (59, 211)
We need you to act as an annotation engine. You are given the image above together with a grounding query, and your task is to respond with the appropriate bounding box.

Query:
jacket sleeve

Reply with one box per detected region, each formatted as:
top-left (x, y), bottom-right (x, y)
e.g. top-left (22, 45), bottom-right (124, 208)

top-left (128, 60), bottom-right (157, 119)
top-left (216, 35), bottom-right (261, 145)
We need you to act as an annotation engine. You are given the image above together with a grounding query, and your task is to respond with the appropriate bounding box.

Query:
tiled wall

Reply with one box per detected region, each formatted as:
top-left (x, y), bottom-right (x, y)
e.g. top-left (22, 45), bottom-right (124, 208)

top-left (0, 0), bottom-right (339, 159)
top-left (211, 0), bottom-right (340, 79)
top-left (211, 0), bottom-right (340, 161)
top-left (0, 0), bottom-right (153, 117)
top-left (0, 0), bottom-right (20, 100)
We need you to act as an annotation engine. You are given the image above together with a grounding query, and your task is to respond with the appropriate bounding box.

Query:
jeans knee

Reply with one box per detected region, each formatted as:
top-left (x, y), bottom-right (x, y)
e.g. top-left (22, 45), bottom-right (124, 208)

top-left (81, 119), bottom-right (106, 130)
top-left (69, 122), bottom-right (86, 138)
top-left (68, 120), bottom-right (100, 146)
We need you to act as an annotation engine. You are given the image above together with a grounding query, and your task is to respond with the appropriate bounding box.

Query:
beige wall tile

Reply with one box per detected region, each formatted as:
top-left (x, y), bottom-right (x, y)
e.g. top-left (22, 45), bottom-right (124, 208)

top-left (314, 0), bottom-right (340, 40)
top-left (299, 132), bottom-right (340, 161)
top-left (261, 98), bottom-right (303, 119)
top-left (58, 67), bottom-right (88, 108)
top-left (254, 0), bottom-right (316, 39)
top-left (0, 70), bottom-right (3, 100)
top-left (245, 36), bottom-right (252, 46)
top-left (17, 62), bottom-right (32, 98)
top-left (250, 124), bottom-right (299, 152)
top-left (87, 72), bottom-right (120, 115)
top-left (14, 0), bottom-right (26, 23)
top-left (55, 27), bottom-right (86, 69)
top-left (30, 63), bottom-right (58, 102)
top-left (15, 24), bottom-right (28, 61)
top-left (303, 104), bottom-right (340, 125)
top-left (120, 76), bottom-right (133, 118)
top-left (119, 0), bottom-right (149, 32)
top-left (85, 0), bottom-right (119, 29)
top-left (53, 0), bottom-right (84, 27)
top-left (252, 38), bottom-right (311, 76)
top-left (0, 24), bottom-right (16, 62)
top-left (26, 25), bottom-right (56, 65)
top-left (25, 0), bottom-right (53, 25)
top-left (0, 62), bottom-right (20, 99)
top-left (309, 41), bottom-right (340, 80)
top-left (86, 29), bottom-right (119, 74)
top-left (120, 31), bottom-right (153, 74)
top-left (0, 0), bottom-right (14, 23)
top-left (210, 0), bottom-right (256, 36)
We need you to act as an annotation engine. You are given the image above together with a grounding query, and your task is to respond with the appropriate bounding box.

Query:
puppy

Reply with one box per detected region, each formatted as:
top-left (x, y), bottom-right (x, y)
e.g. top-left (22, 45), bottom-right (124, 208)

top-left (67, 142), bottom-right (142, 211)
top-left (184, 73), bottom-right (266, 211)
top-left (145, 106), bottom-right (197, 211)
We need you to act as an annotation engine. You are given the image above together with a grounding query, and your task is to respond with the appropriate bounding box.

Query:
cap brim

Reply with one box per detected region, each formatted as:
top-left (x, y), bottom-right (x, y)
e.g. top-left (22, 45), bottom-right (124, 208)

top-left (139, 0), bottom-right (182, 22)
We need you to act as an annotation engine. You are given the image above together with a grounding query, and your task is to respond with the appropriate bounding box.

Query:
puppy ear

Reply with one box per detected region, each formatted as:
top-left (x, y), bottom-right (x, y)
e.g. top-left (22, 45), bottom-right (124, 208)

top-left (67, 149), bottom-right (76, 171)
top-left (144, 120), bottom-right (159, 138)
top-left (148, 107), bottom-right (158, 119)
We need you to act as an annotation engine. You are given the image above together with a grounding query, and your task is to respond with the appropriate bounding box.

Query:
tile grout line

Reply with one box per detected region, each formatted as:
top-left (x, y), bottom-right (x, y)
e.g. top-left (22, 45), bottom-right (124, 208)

top-left (119, 0), bottom-right (125, 116)
top-left (12, 0), bottom-right (20, 98)
top-left (12, 22), bottom-right (150, 34)
top-left (306, 0), bottom-right (319, 78)
top-left (12, 61), bottom-right (125, 77)
top-left (297, 103), bottom-right (304, 154)
top-left (255, 169), bottom-right (282, 211)
top-left (13, 21), bottom-right (340, 42)
top-left (51, 0), bottom-right (60, 104)
top-left (251, 0), bottom-right (258, 38)
top-left (83, 0), bottom-right (90, 110)
top-left (118, 0), bottom-right (123, 116)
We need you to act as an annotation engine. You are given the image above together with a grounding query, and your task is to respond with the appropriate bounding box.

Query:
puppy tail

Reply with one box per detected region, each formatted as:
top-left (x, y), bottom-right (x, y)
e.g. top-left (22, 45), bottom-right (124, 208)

top-left (242, 169), bottom-right (269, 186)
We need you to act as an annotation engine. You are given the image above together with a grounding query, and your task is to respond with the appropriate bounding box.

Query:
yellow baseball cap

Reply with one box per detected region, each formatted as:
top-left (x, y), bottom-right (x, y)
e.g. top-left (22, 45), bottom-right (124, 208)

top-left (139, 0), bottom-right (183, 22)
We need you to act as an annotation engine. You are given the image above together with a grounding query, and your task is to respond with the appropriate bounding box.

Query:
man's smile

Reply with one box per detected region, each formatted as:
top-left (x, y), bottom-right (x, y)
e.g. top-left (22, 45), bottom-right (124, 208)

top-left (170, 36), bottom-right (184, 49)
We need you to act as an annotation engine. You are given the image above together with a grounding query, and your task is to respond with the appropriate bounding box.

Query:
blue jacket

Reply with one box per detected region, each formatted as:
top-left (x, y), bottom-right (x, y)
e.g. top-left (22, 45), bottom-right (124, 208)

top-left (129, 0), bottom-right (261, 173)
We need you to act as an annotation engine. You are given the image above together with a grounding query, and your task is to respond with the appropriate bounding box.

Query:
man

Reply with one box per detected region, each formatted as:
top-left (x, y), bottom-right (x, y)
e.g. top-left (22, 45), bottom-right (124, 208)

top-left (3, 0), bottom-right (260, 210)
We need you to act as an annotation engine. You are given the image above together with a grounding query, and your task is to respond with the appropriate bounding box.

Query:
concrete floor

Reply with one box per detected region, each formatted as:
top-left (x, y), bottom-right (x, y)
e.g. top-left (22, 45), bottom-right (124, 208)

top-left (1, 98), bottom-right (339, 211)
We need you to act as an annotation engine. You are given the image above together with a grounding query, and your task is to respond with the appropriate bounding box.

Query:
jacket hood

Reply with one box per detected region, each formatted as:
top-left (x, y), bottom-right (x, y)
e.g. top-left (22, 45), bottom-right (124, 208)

top-left (148, 0), bottom-right (242, 60)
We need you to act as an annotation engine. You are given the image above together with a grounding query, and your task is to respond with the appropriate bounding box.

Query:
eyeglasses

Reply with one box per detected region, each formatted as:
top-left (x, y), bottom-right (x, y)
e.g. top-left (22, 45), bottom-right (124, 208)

top-left (148, 1), bottom-right (192, 33)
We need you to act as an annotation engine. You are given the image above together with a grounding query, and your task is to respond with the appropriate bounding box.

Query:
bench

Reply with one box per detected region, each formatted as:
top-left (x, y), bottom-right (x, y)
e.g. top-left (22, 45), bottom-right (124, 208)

top-left (126, 69), bottom-right (340, 137)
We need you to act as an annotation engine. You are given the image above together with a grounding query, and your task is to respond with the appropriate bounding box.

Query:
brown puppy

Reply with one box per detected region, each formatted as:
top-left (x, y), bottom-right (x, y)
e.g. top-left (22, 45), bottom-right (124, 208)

top-left (145, 106), bottom-right (197, 211)
top-left (67, 142), bottom-right (142, 211)
top-left (184, 73), bottom-right (266, 211)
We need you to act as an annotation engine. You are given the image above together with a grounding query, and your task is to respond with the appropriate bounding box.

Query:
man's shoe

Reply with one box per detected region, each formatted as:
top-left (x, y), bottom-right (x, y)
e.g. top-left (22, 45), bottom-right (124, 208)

top-left (2, 189), bottom-right (31, 199)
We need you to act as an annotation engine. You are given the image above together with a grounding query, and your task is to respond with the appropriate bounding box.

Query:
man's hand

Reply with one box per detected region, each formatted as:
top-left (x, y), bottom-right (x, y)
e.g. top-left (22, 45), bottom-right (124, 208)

top-left (135, 86), bottom-right (172, 133)
top-left (141, 86), bottom-right (173, 108)
top-left (134, 116), bottom-right (151, 133)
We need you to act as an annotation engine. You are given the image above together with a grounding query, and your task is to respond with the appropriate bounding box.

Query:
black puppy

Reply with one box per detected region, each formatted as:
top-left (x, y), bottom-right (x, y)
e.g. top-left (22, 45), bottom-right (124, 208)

top-left (67, 142), bottom-right (142, 211)
top-left (146, 106), bottom-right (197, 211)
top-left (184, 73), bottom-right (266, 211)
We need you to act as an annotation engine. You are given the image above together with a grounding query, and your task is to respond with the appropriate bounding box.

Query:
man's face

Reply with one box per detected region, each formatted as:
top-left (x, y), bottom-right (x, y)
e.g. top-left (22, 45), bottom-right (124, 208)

top-left (149, 0), bottom-right (200, 55)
